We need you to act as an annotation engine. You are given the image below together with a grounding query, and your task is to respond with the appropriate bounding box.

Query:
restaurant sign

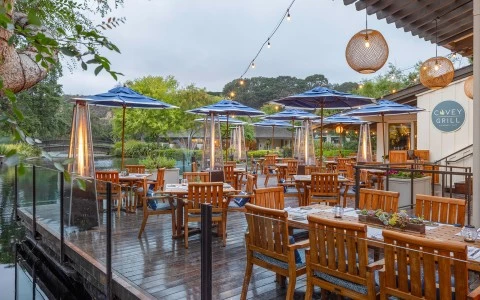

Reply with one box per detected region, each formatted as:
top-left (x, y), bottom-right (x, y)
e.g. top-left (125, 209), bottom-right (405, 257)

top-left (431, 100), bottom-right (465, 132)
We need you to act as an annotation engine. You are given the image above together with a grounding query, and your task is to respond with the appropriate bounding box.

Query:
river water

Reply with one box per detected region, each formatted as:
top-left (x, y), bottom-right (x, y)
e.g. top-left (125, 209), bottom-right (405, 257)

top-left (0, 156), bottom-right (187, 299)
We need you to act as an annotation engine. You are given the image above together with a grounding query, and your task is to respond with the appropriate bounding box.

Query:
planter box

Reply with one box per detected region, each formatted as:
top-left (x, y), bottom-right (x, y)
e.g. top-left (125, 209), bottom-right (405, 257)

top-left (358, 215), bottom-right (425, 234)
top-left (383, 176), bottom-right (431, 207)
top-left (164, 168), bottom-right (180, 185)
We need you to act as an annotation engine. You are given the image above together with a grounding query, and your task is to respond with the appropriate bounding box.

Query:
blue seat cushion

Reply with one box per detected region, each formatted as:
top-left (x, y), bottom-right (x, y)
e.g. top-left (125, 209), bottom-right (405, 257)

top-left (253, 249), bottom-right (305, 270)
top-left (314, 271), bottom-right (379, 295)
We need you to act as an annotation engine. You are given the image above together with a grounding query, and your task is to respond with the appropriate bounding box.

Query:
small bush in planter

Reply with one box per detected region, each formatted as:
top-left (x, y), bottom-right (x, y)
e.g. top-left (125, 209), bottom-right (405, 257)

top-left (139, 156), bottom-right (177, 170)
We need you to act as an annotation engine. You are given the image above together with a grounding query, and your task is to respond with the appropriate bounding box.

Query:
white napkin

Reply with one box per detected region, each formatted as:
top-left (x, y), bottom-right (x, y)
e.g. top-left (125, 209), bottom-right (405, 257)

top-left (468, 247), bottom-right (480, 261)
top-left (367, 226), bottom-right (384, 240)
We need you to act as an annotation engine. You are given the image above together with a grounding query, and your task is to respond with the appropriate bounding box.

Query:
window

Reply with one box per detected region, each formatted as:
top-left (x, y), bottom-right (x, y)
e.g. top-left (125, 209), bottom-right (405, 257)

top-left (388, 123), bottom-right (411, 150)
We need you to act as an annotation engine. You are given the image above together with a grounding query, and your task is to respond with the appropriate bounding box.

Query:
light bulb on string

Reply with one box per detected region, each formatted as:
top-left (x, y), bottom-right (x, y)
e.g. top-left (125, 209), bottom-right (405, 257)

top-left (452, 52), bottom-right (457, 59)
top-left (239, 79), bottom-right (244, 85)
top-left (267, 40), bottom-right (271, 48)
top-left (251, 62), bottom-right (255, 69)
top-left (230, 91), bottom-right (235, 98)
top-left (287, 9), bottom-right (291, 21)
top-left (434, 63), bottom-right (439, 71)
top-left (359, 84), bottom-right (364, 89)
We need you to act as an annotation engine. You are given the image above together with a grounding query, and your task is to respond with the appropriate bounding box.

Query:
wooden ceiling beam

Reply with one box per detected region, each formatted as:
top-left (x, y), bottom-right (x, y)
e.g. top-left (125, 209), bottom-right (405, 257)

top-left (375, 1), bottom-right (413, 20)
top-left (414, 8), bottom-right (472, 38)
top-left (418, 15), bottom-right (472, 42)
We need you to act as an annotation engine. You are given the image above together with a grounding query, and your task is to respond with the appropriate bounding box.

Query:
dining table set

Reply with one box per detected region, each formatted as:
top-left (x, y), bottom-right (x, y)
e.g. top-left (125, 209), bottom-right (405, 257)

top-left (285, 203), bottom-right (480, 270)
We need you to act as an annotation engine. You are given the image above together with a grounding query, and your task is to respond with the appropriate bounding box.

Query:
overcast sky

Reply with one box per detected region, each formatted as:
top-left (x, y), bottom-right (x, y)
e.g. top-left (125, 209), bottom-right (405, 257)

top-left (59, 0), bottom-right (461, 95)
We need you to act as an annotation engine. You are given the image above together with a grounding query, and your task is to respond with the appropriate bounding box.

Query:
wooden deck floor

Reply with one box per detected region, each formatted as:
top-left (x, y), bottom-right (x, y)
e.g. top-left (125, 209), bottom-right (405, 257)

top-left (19, 174), bottom-right (327, 300)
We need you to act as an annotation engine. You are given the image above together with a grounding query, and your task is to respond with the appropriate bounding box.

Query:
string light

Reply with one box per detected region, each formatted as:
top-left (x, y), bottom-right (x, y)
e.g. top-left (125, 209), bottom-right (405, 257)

top-left (359, 84), bottom-right (364, 89)
top-left (364, 37), bottom-right (370, 48)
top-left (239, 79), bottom-right (244, 85)
top-left (237, 0), bottom-right (297, 80)
top-left (230, 91), bottom-right (235, 98)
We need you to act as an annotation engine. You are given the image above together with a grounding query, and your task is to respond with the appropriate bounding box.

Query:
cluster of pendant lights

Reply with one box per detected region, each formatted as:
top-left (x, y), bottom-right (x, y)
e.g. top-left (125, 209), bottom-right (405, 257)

top-left (345, 13), bottom-right (455, 91)
top-left (239, 4), bottom-right (463, 95)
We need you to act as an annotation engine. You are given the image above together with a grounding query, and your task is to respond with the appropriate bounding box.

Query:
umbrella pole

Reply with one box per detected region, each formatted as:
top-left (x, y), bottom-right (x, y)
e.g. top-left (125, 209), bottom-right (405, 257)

top-left (210, 112), bottom-right (215, 170)
top-left (320, 106), bottom-right (324, 160)
top-left (225, 114), bottom-right (229, 161)
top-left (382, 113), bottom-right (387, 162)
top-left (271, 126), bottom-right (275, 150)
top-left (291, 119), bottom-right (295, 158)
top-left (121, 105), bottom-right (126, 170)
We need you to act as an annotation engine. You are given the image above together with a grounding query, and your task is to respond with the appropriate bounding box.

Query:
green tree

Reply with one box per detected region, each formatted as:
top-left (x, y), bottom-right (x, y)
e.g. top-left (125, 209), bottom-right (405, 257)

top-left (352, 63), bottom-right (420, 99)
top-left (12, 69), bottom-right (71, 139)
top-left (112, 76), bottom-right (219, 142)
top-left (332, 81), bottom-right (359, 93)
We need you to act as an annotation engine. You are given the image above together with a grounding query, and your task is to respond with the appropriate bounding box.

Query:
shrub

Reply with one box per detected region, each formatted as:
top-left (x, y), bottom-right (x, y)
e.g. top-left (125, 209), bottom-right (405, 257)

top-left (139, 156), bottom-right (177, 169)
top-left (0, 143), bottom-right (41, 159)
top-left (247, 150), bottom-right (281, 158)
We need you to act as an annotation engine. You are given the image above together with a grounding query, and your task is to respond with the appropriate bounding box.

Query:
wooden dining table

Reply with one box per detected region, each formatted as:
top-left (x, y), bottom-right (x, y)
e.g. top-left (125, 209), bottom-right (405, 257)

top-left (287, 204), bottom-right (480, 271)
top-left (163, 183), bottom-right (238, 239)
top-left (293, 174), bottom-right (350, 206)
top-left (119, 172), bottom-right (151, 213)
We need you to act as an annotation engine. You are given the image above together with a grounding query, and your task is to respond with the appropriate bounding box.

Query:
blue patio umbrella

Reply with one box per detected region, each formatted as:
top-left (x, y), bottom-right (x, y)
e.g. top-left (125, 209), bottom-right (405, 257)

top-left (253, 119), bottom-right (293, 150)
top-left (187, 99), bottom-right (264, 169)
top-left (316, 115), bottom-right (367, 151)
top-left (272, 87), bottom-right (373, 157)
top-left (343, 99), bottom-right (425, 160)
top-left (73, 86), bottom-right (177, 168)
top-left (194, 116), bottom-right (246, 125)
top-left (264, 109), bottom-right (320, 157)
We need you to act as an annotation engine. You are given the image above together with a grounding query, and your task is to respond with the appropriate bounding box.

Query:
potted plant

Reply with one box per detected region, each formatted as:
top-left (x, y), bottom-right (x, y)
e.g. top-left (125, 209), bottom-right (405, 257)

top-left (383, 170), bottom-right (431, 207)
top-left (358, 209), bottom-right (425, 234)
top-left (139, 156), bottom-right (179, 184)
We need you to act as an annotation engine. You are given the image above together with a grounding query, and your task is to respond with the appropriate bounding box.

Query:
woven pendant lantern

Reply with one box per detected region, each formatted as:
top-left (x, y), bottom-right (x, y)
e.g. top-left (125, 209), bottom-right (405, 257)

top-left (420, 19), bottom-right (455, 90)
top-left (345, 10), bottom-right (388, 74)
top-left (464, 75), bottom-right (473, 99)
top-left (419, 57), bottom-right (454, 89)
top-left (346, 29), bottom-right (389, 74)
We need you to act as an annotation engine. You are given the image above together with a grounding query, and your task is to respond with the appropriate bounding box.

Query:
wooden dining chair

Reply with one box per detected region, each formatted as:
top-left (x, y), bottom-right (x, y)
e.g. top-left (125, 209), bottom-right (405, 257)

top-left (358, 188), bottom-right (400, 213)
top-left (183, 182), bottom-right (226, 248)
top-left (125, 164), bottom-right (146, 174)
top-left (227, 174), bottom-right (255, 212)
top-left (95, 171), bottom-right (124, 215)
top-left (380, 229), bottom-right (480, 300)
top-left (305, 165), bottom-right (325, 175)
top-left (415, 194), bottom-right (466, 226)
top-left (251, 186), bottom-right (284, 209)
top-left (308, 173), bottom-right (340, 206)
top-left (223, 164), bottom-right (236, 189)
top-left (191, 161), bottom-right (198, 172)
top-left (137, 177), bottom-right (176, 238)
top-left (225, 160), bottom-right (237, 167)
top-left (264, 155), bottom-right (278, 186)
top-left (305, 215), bottom-right (381, 300)
top-left (241, 203), bottom-right (309, 300)
top-left (146, 168), bottom-right (165, 192)
top-left (285, 159), bottom-right (298, 180)
top-left (183, 171), bottom-right (210, 183)
top-left (336, 158), bottom-right (350, 175)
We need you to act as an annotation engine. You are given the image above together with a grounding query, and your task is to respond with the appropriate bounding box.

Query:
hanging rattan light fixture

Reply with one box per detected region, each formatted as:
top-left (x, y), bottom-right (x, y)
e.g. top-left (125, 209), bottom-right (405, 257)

top-left (464, 75), bottom-right (473, 99)
top-left (345, 9), bottom-right (389, 74)
top-left (420, 19), bottom-right (454, 90)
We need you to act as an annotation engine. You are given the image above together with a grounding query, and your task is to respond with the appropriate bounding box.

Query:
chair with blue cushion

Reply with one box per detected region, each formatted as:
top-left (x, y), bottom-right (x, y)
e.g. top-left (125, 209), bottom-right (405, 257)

top-left (184, 182), bottom-right (226, 248)
top-left (305, 215), bottom-right (382, 300)
top-left (380, 229), bottom-right (480, 299)
top-left (241, 203), bottom-right (309, 300)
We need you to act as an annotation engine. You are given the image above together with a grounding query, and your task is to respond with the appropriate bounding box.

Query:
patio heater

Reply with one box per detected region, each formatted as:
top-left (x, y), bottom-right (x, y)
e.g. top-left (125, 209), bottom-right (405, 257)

top-left (357, 124), bottom-right (373, 163)
top-left (297, 120), bottom-right (316, 165)
top-left (294, 126), bottom-right (303, 159)
top-left (202, 113), bottom-right (223, 171)
top-left (67, 100), bottom-right (98, 230)
top-left (230, 125), bottom-right (246, 162)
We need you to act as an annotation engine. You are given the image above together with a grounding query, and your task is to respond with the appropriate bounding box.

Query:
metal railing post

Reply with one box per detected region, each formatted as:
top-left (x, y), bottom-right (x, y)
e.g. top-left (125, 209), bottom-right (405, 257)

top-left (201, 204), bottom-right (212, 300)
top-left (59, 172), bottom-right (65, 264)
top-left (14, 165), bottom-right (18, 221)
top-left (32, 165), bottom-right (39, 239)
top-left (106, 182), bottom-right (112, 300)
top-left (354, 166), bottom-right (360, 208)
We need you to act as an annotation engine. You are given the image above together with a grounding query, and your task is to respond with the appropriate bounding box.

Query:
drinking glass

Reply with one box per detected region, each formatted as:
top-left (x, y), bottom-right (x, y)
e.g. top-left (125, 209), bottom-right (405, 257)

top-left (462, 225), bottom-right (478, 242)
top-left (181, 179), bottom-right (188, 186)
top-left (334, 205), bottom-right (344, 218)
